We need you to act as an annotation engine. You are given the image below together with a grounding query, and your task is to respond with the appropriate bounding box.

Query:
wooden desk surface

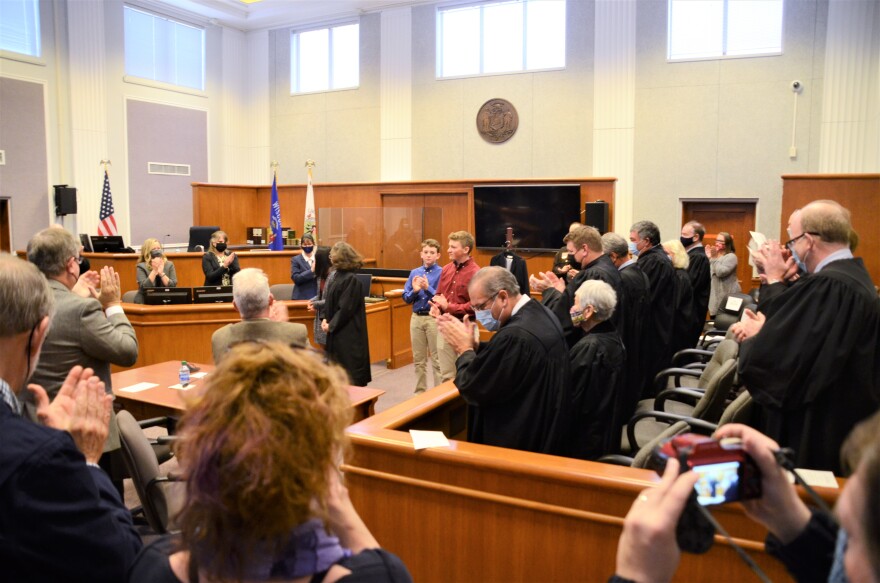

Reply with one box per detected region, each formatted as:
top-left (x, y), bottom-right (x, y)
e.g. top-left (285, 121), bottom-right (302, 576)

top-left (112, 360), bottom-right (384, 423)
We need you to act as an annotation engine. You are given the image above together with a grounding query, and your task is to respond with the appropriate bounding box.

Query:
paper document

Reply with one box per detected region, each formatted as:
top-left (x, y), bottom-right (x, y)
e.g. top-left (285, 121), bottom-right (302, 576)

top-left (191, 372), bottom-right (208, 379)
top-left (117, 382), bottom-right (159, 393)
top-left (169, 383), bottom-right (197, 390)
top-left (749, 231), bottom-right (767, 247)
top-left (410, 430), bottom-right (450, 450)
top-left (787, 469), bottom-right (839, 489)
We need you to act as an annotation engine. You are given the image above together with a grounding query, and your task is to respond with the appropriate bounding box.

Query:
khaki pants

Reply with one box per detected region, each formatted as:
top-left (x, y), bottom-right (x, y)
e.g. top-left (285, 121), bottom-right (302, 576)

top-left (410, 313), bottom-right (441, 392)
top-left (436, 328), bottom-right (459, 383)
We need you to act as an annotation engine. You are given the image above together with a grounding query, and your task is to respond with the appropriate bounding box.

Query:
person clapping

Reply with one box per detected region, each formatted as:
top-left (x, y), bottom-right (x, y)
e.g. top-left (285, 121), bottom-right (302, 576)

top-left (134, 238), bottom-right (178, 304)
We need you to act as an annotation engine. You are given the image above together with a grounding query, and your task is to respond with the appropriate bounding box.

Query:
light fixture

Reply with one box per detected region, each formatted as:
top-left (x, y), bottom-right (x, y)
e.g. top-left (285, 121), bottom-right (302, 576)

top-left (239, 0), bottom-right (262, 4)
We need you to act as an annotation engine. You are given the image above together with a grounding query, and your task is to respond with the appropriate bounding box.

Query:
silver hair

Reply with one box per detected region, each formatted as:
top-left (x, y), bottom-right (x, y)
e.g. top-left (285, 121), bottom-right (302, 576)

top-left (574, 279), bottom-right (617, 322)
top-left (601, 232), bottom-right (629, 257)
top-left (0, 254), bottom-right (54, 336)
top-left (630, 220), bottom-right (661, 246)
top-left (470, 266), bottom-right (520, 298)
top-left (232, 268), bottom-right (271, 319)
top-left (27, 228), bottom-right (80, 277)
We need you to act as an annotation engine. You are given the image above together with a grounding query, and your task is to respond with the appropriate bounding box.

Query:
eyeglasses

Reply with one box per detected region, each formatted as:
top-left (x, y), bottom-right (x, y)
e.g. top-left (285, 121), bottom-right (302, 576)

top-left (472, 294), bottom-right (498, 311)
top-left (784, 231), bottom-right (820, 249)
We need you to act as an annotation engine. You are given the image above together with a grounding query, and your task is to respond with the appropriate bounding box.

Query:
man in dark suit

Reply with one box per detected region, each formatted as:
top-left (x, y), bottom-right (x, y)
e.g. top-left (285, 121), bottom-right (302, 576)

top-left (0, 254), bottom-right (141, 581)
top-left (212, 267), bottom-right (309, 362)
top-left (681, 220), bottom-right (710, 342)
top-left (436, 267), bottom-right (572, 456)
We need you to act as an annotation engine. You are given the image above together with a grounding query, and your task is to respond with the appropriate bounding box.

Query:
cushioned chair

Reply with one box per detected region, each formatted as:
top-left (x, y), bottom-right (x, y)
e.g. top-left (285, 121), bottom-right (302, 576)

top-left (647, 338), bottom-right (740, 400)
top-left (270, 283), bottom-right (295, 300)
top-left (710, 292), bottom-right (755, 331)
top-left (622, 357), bottom-right (738, 454)
top-left (122, 290), bottom-right (138, 303)
top-left (116, 410), bottom-right (181, 534)
top-left (187, 225), bottom-right (220, 252)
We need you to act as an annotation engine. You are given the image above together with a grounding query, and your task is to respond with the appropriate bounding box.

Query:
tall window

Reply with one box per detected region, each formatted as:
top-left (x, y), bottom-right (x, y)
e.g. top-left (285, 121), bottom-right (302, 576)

top-left (124, 6), bottom-right (205, 91)
top-left (291, 23), bottom-right (359, 94)
top-left (0, 0), bottom-right (40, 57)
top-left (668, 0), bottom-right (783, 61)
top-left (437, 0), bottom-right (565, 78)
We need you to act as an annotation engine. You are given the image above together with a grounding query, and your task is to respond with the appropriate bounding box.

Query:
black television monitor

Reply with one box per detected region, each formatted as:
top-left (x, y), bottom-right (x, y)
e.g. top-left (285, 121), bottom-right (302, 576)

top-left (188, 226), bottom-right (220, 252)
top-left (79, 233), bottom-right (93, 252)
top-left (144, 287), bottom-right (193, 305)
top-left (473, 184), bottom-right (582, 252)
top-left (193, 286), bottom-right (234, 304)
top-left (355, 273), bottom-right (373, 298)
top-left (90, 235), bottom-right (126, 253)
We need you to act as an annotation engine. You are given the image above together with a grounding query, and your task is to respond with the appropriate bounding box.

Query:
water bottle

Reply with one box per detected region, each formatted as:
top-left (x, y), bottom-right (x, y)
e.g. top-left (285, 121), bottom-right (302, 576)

top-left (178, 361), bottom-right (190, 387)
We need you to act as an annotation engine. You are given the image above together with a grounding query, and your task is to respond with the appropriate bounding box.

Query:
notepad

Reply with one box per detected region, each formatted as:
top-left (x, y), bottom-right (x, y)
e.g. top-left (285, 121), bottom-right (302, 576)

top-left (117, 382), bottom-right (159, 393)
top-left (787, 468), bottom-right (839, 489)
top-left (169, 383), bottom-right (197, 390)
top-left (191, 372), bottom-right (208, 379)
top-left (410, 430), bottom-right (450, 450)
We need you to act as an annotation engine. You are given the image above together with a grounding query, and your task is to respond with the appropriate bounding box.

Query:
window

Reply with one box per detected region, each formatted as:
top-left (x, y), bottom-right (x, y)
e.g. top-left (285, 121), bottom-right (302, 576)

top-left (291, 23), bottom-right (359, 94)
top-left (437, 0), bottom-right (565, 78)
top-left (0, 0), bottom-right (40, 57)
top-left (668, 0), bottom-right (783, 61)
top-left (124, 6), bottom-right (205, 91)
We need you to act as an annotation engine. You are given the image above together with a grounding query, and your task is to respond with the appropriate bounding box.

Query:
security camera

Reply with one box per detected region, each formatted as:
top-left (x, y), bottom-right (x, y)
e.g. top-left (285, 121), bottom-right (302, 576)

top-left (791, 80), bottom-right (803, 93)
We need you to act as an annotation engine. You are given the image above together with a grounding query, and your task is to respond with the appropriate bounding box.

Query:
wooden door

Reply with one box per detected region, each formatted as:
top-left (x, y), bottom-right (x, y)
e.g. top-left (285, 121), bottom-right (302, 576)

top-left (682, 200), bottom-right (757, 291)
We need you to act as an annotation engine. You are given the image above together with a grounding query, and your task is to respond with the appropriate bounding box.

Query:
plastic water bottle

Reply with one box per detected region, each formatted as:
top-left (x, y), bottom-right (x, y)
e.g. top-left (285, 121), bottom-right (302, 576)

top-left (178, 361), bottom-right (190, 387)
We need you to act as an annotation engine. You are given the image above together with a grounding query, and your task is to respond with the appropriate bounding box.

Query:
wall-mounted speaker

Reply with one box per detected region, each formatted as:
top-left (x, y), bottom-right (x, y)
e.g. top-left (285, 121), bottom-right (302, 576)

top-left (53, 185), bottom-right (77, 216)
top-left (584, 201), bottom-right (609, 234)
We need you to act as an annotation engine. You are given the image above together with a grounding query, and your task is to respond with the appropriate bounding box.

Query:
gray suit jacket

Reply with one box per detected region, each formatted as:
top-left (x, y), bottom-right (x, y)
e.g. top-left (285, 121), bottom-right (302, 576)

top-left (29, 280), bottom-right (139, 450)
top-left (211, 319), bottom-right (309, 363)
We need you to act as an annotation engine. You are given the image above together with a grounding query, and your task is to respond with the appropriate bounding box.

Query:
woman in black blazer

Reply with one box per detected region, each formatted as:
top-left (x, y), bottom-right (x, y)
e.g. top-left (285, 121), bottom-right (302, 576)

top-left (202, 230), bottom-right (241, 286)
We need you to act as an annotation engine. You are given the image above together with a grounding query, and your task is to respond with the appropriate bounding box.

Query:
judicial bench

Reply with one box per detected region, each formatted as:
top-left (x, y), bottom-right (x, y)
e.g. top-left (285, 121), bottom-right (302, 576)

top-left (345, 381), bottom-right (841, 583)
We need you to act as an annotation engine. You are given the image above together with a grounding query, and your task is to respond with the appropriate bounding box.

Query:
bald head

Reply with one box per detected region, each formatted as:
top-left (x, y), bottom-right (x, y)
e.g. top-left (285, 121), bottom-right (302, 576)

top-left (799, 200), bottom-right (852, 246)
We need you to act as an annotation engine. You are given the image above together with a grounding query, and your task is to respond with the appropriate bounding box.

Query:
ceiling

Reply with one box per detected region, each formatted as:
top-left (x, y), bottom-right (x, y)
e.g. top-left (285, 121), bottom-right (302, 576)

top-left (148, 0), bottom-right (435, 31)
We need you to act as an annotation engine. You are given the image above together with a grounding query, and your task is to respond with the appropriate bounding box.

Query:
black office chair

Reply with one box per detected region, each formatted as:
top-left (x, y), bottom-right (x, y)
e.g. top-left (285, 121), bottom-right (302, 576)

top-left (187, 225), bottom-right (220, 252)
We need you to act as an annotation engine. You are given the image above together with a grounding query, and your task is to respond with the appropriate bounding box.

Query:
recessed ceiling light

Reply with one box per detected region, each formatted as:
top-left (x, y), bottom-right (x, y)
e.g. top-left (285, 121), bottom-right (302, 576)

top-left (239, 0), bottom-right (262, 4)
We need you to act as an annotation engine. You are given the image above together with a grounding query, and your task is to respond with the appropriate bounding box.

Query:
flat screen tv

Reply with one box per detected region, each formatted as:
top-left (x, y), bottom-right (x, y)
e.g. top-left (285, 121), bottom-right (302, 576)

top-left (90, 235), bottom-right (126, 253)
top-left (473, 184), bottom-right (581, 252)
top-left (144, 287), bottom-right (193, 305)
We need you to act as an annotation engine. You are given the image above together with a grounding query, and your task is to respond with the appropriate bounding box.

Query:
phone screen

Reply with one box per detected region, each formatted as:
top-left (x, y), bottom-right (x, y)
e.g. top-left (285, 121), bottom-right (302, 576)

top-left (693, 461), bottom-right (740, 506)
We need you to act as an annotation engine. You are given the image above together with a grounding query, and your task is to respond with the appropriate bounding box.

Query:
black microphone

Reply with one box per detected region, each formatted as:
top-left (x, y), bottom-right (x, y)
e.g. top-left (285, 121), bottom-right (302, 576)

top-left (163, 234), bottom-right (171, 253)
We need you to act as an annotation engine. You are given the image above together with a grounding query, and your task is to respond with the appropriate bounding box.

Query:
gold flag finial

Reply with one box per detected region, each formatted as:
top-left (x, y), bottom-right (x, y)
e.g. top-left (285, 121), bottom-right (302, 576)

top-left (304, 159), bottom-right (316, 169)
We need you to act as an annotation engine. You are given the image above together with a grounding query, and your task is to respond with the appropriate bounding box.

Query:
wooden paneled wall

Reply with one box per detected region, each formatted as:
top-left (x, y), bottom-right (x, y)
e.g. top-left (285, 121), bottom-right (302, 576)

top-left (192, 178), bottom-right (616, 277)
top-left (782, 174), bottom-right (880, 286)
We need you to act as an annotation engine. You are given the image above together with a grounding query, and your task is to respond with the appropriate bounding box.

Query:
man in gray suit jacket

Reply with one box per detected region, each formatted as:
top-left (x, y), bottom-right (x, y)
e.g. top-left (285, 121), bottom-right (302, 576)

top-left (212, 268), bottom-right (309, 363)
top-left (27, 227), bottom-right (139, 488)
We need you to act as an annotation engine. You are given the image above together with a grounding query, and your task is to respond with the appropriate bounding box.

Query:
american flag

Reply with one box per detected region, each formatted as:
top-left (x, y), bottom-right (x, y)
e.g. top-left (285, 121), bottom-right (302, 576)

top-left (97, 170), bottom-right (118, 236)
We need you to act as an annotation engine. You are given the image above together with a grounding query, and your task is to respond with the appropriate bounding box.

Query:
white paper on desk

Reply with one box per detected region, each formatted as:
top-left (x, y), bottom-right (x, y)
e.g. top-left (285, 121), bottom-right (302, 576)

top-left (117, 382), bottom-right (159, 393)
top-left (169, 383), bottom-right (197, 390)
top-left (190, 372), bottom-right (208, 379)
top-left (410, 430), bottom-right (450, 450)
top-left (389, 288), bottom-right (406, 293)
top-left (786, 468), bottom-right (839, 489)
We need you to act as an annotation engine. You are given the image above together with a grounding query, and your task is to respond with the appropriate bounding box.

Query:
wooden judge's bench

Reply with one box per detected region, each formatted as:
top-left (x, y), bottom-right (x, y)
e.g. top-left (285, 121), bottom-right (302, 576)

top-left (345, 383), bottom-right (841, 582)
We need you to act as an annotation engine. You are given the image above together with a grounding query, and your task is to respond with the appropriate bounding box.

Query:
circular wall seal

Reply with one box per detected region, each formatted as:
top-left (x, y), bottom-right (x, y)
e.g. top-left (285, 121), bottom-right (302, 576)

top-left (476, 98), bottom-right (518, 144)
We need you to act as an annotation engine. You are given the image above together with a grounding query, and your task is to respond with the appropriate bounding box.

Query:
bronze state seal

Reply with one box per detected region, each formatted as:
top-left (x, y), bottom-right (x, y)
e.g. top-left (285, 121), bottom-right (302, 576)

top-left (476, 98), bottom-right (518, 144)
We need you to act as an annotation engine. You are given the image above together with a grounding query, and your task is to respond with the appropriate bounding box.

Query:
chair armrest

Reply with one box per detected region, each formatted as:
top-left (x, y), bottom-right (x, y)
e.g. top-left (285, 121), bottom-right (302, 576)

top-left (654, 367), bottom-right (702, 393)
top-left (155, 435), bottom-right (179, 445)
top-left (627, 411), bottom-right (719, 450)
top-left (137, 416), bottom-right (172, 429)
top-left (654, 387), bottom-right (705, 411)
top-left (597, 454), bottom-right (635, 467)
top-left (672, 348), bottom-right (714, 366)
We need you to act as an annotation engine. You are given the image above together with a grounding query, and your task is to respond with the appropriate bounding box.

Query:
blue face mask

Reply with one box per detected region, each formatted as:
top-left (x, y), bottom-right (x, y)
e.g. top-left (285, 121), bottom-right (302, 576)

top-left (628, 241), bottom-right (639, 257)
top-left (302, 246), bottom-right (314, 254)
top-left (787, 243), bottom-right (809, 274)
top-left (475, 297), bottom-right (500, 331)
top-left (827, 528), bottom-right (850, 583)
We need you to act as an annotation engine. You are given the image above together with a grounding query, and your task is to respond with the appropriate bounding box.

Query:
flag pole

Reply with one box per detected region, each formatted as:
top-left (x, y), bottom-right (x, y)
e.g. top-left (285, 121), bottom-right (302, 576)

top-left (268, 161), bottom-right (283, 251)
top-left (304, 159), bottom-right (317, 243)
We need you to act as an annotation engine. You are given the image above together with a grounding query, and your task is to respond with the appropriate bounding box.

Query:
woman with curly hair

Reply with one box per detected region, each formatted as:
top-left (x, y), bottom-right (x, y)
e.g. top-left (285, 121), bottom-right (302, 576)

top-left (127, 342), bottom-right (410, 582)
top-left (321, 242), bottom-right (371, 386)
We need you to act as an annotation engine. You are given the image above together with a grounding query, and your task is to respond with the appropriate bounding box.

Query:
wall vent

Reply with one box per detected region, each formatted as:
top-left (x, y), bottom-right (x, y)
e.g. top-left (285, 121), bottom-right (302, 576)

top-left (148, 162), bottom-right (190, 176)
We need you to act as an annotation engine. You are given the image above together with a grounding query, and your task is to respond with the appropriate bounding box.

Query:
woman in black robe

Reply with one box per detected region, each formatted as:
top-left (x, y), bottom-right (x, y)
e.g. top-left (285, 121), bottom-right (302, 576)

top-left (663, 239), bottom-right (696, 356)
top-left (322, 242), bottom-right (371, 386)
top-left (568, 279), bottom-right (626, 460)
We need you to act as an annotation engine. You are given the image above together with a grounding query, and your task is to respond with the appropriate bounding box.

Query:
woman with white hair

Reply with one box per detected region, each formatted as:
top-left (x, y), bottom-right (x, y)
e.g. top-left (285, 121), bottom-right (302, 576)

top-left (663, 239), bottom-right (697, 354)
top-left (568, 280), bottom-right (626, 460)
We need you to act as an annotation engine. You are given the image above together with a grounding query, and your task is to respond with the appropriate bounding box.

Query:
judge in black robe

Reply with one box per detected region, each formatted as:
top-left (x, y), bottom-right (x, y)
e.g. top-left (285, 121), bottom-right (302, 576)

top-left (686, 244), bottom-right (711, 341)
top-left (324, 243), bottom-right (372, 387)
top-left (438, 267), bottom-right (572, 456)
top-left (738, 257), bottom-right (880, 472)
top-left (568, 280), bottom-right (627, 460)
top-left (616, 259), bottom-right (651, 424)
top-left (663, 239), bottom-right (696, 357)
top-left (630, 222), bottom-right (676, 396)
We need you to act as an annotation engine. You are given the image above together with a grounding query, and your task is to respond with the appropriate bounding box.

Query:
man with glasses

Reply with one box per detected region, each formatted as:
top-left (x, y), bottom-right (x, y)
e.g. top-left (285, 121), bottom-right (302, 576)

top-left (436, 267), bottom-right (572, 456)
top-left (730, 200), bottom-right (880, 473)
top-left (530, 225), bottom-right (623, 348)
top-left (26, 227), bottom-right (138, 490)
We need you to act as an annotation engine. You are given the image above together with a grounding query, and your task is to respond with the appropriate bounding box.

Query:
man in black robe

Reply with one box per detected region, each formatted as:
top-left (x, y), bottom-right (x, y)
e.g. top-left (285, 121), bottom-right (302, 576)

top-left (568, 279), bottom-right (626, 460)
top-left (630, 221), bottom-right (675, 396)
top-left (436, 267), bottom-right (572, 456)
top-left (530, 225), bottom-right (623, 348)
top-left (602, 232), bottom-right (651, 423)
top-left (682, 220), bottom-right (710, 342)
top-left (731, 200), bottom-right (880, 473)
